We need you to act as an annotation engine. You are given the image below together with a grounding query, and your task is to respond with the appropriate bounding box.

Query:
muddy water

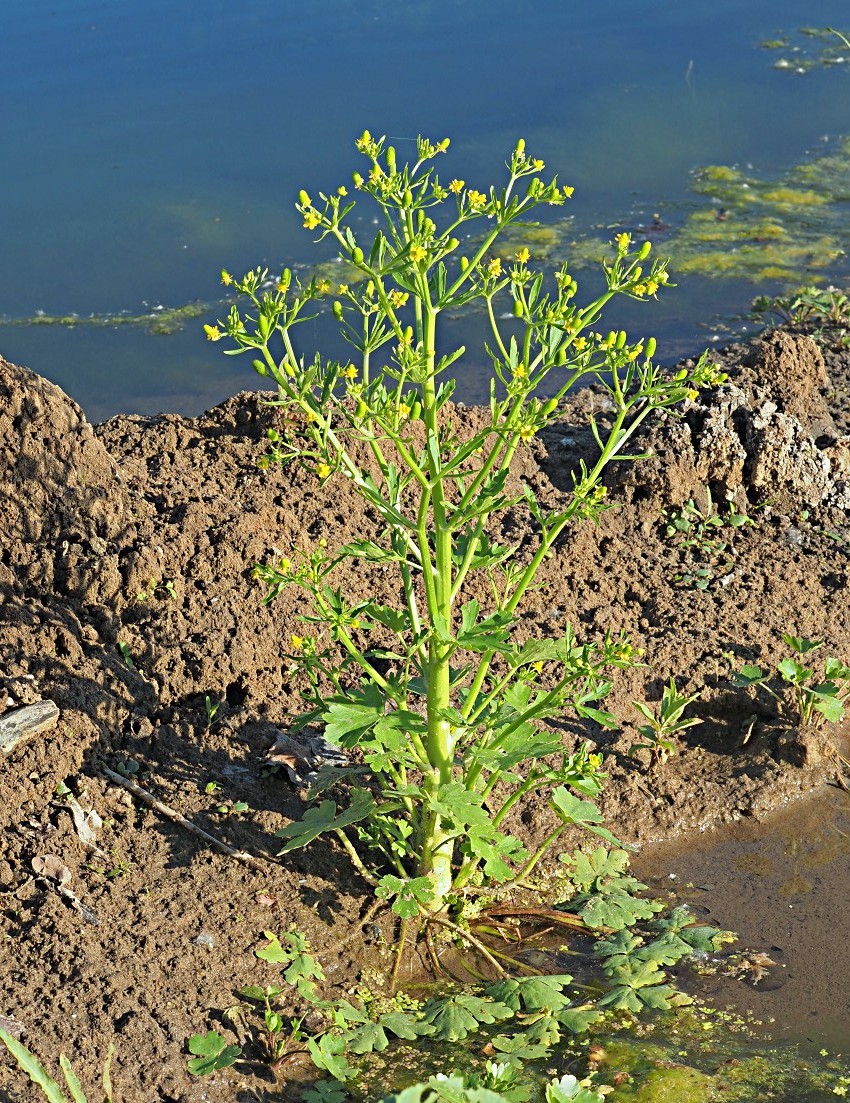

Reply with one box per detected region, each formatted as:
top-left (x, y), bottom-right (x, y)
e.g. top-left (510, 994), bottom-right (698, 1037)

top-left (633, 783), bottom-right (850, 1052)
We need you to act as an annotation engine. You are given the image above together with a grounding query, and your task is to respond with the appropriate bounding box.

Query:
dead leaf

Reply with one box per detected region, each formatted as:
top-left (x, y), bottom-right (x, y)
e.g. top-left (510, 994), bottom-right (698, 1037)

top-left (32, 854), bottom-right (72, 886)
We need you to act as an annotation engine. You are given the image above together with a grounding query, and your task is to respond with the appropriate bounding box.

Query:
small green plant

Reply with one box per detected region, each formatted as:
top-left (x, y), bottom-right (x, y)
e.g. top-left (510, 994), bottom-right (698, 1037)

top-left (733, 634), bottom-right (850, 727)
top-left (135, 577), bottom-right (177, 603)
top-left (0, 1027), bottom-right (114, 1103)
top-left (662, 489), bottom-right (751, 590)
top-left (752, 284), bottom-right (850, 327)
top-left (116, 642), bottom-right (134, 670)
top-left (210, 132), bottom-right (722, 921)
top-left (629, 679), bottom-right (703, 767)
top-left (204, 695), bottom-right (222, 730)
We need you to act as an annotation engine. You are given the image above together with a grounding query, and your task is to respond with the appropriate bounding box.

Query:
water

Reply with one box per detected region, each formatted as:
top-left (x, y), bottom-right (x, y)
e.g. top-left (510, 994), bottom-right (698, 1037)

top-left (2, 0), bottom-right (850, 420)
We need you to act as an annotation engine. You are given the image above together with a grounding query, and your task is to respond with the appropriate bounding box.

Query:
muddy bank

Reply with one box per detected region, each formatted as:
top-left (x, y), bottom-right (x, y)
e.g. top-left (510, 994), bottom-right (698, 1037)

top-left (2, 326), bottom-right (850, 1100)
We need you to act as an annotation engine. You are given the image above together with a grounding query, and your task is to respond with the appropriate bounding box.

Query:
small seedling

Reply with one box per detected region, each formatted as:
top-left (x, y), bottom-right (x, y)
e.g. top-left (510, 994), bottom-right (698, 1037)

top-left (117, 641), bottom-right (135, 670)
top-left (204, 695), bottom-right (222, 730)
top-left (114, 759), bottom-right (140, 779)
top-left (630, 678), bottom-right (703, 767)
top-left (204, 780), bottom-right (222, 795)
top-left (215, 799), bottom-right (250, 816)
top-left (733, 635), bottom-right (850, 727)
top-left (663, 488), bottom-right (752, 589)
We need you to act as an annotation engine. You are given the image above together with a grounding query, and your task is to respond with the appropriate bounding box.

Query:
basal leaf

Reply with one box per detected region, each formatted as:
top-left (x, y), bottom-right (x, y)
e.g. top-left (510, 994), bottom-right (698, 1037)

top-left (378, 1011), bottom-right (436, 1041)
top-left (345, 1020), bottom-right (389, 1055)
top-left (421, 994), bottom-right (513, 1041)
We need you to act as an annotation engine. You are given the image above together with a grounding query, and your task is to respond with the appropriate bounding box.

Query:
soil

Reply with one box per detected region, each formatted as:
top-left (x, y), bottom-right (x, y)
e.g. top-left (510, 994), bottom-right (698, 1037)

top-left (2, 325), bottom-right (850, 1101)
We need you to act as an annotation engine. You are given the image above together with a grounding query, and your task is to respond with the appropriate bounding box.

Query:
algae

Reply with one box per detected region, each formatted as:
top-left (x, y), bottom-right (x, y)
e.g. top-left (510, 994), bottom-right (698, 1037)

top-left (0, 300), bottom-right (210, 336)
top-left (760, 26), bottom-right (850, 74)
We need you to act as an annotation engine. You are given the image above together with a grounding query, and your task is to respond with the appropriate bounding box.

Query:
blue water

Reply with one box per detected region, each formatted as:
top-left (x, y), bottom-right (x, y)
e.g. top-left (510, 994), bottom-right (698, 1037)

top-left (2, 1), bottom-right (849, 420)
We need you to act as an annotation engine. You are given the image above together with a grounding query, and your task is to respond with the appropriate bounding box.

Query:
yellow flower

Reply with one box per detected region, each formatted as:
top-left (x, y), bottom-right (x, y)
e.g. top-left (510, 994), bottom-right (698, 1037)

top-left (515, 247), bottom-right (531, 264)
top-left (337, 185), bottom-right (348, 196)
top-left (317, 279), bottom-right (331, 294)
top-left (633, 283), bottom-right (647, 297)
top-left (275, 280), bottom-right (288, 293)
top-left (615, 232), bottom-right (631, 252)
top-left (487, 257), bottom-right (503, 277)
top-left (466, 189), bottom-right (487, 211)
top-left (645, 279), bottom-right (659, 296)
top-left (573, 336), bottom-right (587, 351)
top-left (518, 424), bottom-right (535, 442)
top-left (316, 462), bottom-right (332, 479)
top-left (532, 158), bottom-right (545, 170)
top-left (449, 179), bottom-right (465, 194)
top-left (204, 324), bottom-right (222, 341)
top-left (342, 364), bottom-right (358, 380)
top-left (389, 290), bottom-right (409, 308)
top-left (686, 389), bottom-right (699, 401)
top-left (220, 269), bottom-right (233, 286)
top-left (409, 244), bottom-right (427, 263)
top-left (563, 185), bottom-right (575, 198)
top-left (398, 402), bottom-right (411, 418)
top-left (303, 210), bottom-right (322, 230)
top-left (290, 634), bottom-right (305, 650)
top-left (279, 557), bottom-right (292, 573)
top-left (514, 363), bottom-right (528, 378)
top-left (337, 283), bottom-right (349, 295)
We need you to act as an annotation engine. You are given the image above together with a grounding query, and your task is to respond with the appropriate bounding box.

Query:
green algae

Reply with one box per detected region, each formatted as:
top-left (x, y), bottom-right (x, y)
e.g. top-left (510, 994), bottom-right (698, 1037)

top-left (760, 27), bottom-right (850, 74)
top-left (561, 135), bottom-right (850, 287)
top-left (0, 299), bottom-right (209, 335)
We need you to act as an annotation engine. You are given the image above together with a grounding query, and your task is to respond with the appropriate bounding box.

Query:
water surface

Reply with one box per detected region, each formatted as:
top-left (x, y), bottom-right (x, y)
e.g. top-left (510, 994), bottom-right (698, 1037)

top-left (2, 1), bottom-right (850, 419)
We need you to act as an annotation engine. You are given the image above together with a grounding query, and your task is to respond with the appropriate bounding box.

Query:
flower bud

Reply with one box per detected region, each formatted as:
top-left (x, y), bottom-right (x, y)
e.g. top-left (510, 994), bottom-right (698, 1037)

top-left (298, 190), bottom-right (311, 207)
top-left (645, 337), bottom-right (657, 358)
top-left (252, 359), bottom-right (268, 376)
top-left (542, 397), bottom-right (559, 417)
top-left (352, 246), bottom-right (364, 265)
top-left (638, 240), bottom-right (652, 261)
top-left (386, 146), bottom-right (396, 172)
top-left (615, 330), bottom-right (627, 349)
top-left (515, 138), bottom-right (526, 156)
top-left (332, 300), bottom-right (344, 321)
top-left (512, 299), bottom-right (524, 318)
top-left (460, 257), bottom-right (470, 272)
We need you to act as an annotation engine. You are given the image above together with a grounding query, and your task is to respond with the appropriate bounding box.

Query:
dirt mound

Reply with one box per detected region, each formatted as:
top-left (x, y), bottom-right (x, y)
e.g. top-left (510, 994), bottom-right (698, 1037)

top-left (2, 328), bottom-right (850, 1100)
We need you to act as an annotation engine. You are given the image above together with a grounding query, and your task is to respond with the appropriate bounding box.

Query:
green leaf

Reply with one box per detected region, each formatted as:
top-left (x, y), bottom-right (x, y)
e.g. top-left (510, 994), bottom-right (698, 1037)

top-left (813, 692), bottom-right (844, 722)
top-left (58, 1057), bottom-right (87, 1103)
top-left (186, 1031), bottom-right (241, 1076)
top-left (274, 789), bottom-right (375, 853)
top-left (345, 1020), bottom-right (389, 1055)
top-left (549, 787), bottom-right (621, 847)
top-left (307, 1035), bottom-right (357, 1083)
top-left (421, 994), bottom-right (514, 1041)
top-left (376, 874), bottom-right (435, 918)
top-left (0, 1028), bottom-right (66, 1103)
top-left (489, 1031), bottom-right (553, 1061)
top-left (783, 634), bottom-right (822, 655)
top-left (377, 1011), bottom-right (436, 1041)
top-left (322, 683), bottom-right (387, 746)
top-left (732, 664), bottom-right (764, 687)
top-left (457, 601), bottom-right (513, 654)
top-left (338, 539), bottom-right (399, 563)
top-left (555, 1006), bottom-right (602, 1034)
top-left (304, 1079), bottom-right (349, 1103)
top-left (778, 657), bottom-right (810, 684)
top-left (485, 974), bottom-right (573, 1013)
top-left (578, 889), bottom-right (663, 931)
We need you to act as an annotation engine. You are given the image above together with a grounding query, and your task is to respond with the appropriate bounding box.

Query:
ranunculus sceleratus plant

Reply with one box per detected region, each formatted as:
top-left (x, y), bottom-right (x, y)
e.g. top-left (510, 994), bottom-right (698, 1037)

top-left (209, 133), bottom-right (720, 921)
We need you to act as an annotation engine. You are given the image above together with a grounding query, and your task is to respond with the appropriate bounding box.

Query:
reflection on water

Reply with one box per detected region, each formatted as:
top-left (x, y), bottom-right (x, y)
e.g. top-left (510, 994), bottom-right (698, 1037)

top-left (2, 0), bottom-right (850, 420)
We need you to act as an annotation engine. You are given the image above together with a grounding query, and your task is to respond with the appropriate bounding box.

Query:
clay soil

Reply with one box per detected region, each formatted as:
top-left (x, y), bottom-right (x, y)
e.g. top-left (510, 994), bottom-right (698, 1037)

top-left (2, 327), bottom-right (850, 1102)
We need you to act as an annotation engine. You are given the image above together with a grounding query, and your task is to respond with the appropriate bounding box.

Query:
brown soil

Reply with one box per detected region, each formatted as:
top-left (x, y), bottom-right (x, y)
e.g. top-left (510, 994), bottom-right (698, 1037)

top-left (2, 326), bottom-right (850, 1101)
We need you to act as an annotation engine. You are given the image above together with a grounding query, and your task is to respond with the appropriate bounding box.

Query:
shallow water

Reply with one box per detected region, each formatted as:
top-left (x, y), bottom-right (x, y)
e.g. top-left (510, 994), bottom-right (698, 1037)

top-left (3, 1), bottom-right (850, 419)
top-left (634, 783), bottom-right (850, 1052)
